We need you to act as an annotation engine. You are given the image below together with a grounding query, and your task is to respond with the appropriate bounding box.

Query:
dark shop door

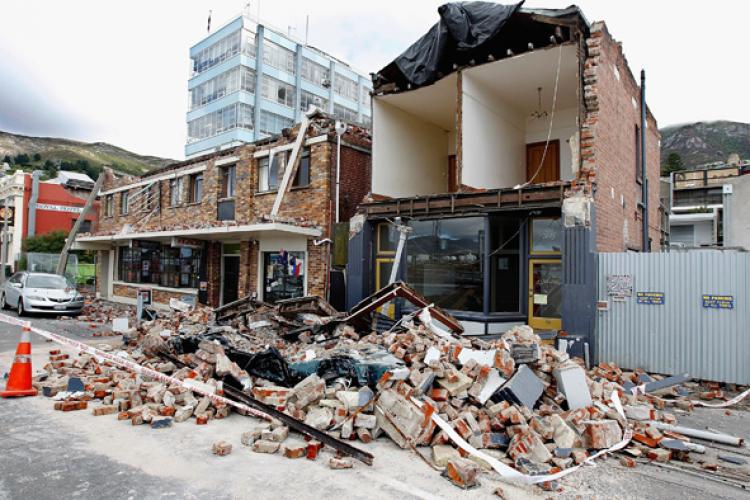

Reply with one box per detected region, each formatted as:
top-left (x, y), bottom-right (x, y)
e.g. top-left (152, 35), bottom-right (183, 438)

top-left (222, 255), bottom-right (240, 305)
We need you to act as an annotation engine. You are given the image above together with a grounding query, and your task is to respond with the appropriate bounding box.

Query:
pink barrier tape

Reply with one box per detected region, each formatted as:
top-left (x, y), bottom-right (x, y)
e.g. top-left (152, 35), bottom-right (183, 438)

top-left (0, 313), bottom-right (272, 421)
top-left (693, 388), bottom-right (750, 408)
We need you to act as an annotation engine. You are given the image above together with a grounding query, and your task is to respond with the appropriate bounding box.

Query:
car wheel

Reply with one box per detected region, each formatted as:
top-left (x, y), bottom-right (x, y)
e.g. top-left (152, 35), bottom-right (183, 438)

top-left (17, 298), bottom-right (25, 316)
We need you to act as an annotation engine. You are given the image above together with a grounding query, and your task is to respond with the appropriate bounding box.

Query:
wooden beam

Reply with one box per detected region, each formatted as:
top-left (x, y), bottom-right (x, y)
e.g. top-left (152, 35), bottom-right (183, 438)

top-left (56, 169), bottom-right (108, 276)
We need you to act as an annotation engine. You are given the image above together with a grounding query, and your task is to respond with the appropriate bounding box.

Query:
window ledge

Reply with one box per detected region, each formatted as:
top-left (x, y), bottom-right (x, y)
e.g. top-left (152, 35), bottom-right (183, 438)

top-left (218, 197), bottom-right (235, 202)
top-left (184, 201), bottom-right (202, 207)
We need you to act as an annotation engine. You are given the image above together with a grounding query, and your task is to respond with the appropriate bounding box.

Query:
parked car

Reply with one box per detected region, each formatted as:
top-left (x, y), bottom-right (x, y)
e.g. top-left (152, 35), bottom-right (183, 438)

top-left (1, 272), bottom-right (84, 316)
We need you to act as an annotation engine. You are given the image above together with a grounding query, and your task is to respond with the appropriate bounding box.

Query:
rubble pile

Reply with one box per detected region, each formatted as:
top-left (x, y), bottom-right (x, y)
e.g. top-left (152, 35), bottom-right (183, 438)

top-left (69, 298), bottom-right (136, 327)
top-left (32, 290), bottom-right (749, 491)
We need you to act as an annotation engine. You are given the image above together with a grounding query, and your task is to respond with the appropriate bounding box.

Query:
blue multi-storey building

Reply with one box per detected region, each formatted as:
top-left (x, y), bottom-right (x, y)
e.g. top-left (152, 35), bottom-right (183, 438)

top-left (185, 15), bottom-right (372, 158)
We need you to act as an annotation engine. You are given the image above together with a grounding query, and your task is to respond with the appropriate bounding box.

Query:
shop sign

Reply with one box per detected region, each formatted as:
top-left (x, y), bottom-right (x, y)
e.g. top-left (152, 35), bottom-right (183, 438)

top-left (171, 237), bottom-right (203, 249)
top-left (36, 203), bottom-right (84, 213)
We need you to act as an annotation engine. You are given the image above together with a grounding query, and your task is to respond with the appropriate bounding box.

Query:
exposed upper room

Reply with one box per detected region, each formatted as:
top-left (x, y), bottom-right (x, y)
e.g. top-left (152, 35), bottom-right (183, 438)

top-left (370, 2), bottom-right (589, 198)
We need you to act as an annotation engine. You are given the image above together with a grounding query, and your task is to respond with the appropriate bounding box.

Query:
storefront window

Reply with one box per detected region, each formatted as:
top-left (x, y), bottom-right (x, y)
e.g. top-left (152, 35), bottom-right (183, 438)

top-left (406, 217), bottom-right (484, 312)
top-left (117, 241), bottom-right (202, 288)
top-left (263, 251), bottom-right (304, 303)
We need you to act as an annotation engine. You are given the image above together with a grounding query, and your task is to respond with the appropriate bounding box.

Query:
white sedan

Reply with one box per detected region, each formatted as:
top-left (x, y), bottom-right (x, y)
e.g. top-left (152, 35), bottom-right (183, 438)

top-left (1, 272), bottom-right (85, 316)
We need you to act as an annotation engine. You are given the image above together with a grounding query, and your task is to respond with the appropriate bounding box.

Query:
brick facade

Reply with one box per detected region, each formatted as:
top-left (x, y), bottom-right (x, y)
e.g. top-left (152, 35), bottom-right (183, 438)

top-left (90, 116), bottom-right (371, 307)
top-left (581, 22), bottom-right (661, 252)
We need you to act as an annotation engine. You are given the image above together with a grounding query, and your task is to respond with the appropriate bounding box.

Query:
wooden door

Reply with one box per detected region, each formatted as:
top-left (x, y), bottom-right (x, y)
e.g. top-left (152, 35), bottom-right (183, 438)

top-left (526, 140), bottom-right (560, 184)
top-left (447, 155), bottom-right (458, 192)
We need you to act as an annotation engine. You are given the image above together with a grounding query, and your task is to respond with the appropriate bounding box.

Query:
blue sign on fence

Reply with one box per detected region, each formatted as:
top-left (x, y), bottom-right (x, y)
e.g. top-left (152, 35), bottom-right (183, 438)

top-left (702, 294), bottom-right (734, 309)
top-left (636, 292), bottom-right (664, 305)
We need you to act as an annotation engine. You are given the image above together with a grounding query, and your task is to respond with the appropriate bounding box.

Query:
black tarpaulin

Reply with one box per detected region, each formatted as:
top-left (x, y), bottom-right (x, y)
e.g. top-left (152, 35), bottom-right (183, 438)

top-left (388, 1), bottom-right (524, 88)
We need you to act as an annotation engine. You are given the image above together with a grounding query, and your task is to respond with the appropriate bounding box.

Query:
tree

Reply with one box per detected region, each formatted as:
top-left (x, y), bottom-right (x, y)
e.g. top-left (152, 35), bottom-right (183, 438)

top-left (13, 153), bottom-right (30, 165)
top-left (32, 153), bottom-right (41, 162)
top-left (22, 231), bottom-right (68, 254)
top-left (2, 155), bottom-right (11, 165)
top-left (661, 152), bottom-right (684, 176)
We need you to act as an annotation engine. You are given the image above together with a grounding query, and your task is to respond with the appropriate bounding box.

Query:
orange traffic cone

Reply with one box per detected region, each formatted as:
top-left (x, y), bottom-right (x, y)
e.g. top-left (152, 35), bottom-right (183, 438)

top-left (0, 325), bottom-right (38, 397)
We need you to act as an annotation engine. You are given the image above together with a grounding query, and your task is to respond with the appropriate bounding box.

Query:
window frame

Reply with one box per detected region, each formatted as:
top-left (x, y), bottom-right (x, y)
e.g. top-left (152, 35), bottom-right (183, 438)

top-left (220, 164), bottom-right (237, 199)
top-left (529, 216), bottom-right (563, 255)
top-left (189, 173), bottom-right (203, 203)
top-left (120, 190), bottom-right (129, 215)
top-left (105, 194), bottom-right (114, 217)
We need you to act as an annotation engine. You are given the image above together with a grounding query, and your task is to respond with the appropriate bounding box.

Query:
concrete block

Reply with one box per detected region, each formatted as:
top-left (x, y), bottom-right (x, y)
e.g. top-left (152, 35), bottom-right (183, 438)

top-left (553, 362), bottom-right (592, 410)
top-left (492, 365), bottom-right (544, 409)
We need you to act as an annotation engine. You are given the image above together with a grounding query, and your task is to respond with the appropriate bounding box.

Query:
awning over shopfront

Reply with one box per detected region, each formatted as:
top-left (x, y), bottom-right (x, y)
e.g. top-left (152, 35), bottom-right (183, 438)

top-left (73, 222), bottom-right (322, 250)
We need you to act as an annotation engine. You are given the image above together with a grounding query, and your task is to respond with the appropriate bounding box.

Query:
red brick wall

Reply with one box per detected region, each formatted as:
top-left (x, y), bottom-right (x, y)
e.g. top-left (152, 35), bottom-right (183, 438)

top-left (337, 144), bottom-right (372, 222)
top-left (582, 22), bottom-right (661, 252)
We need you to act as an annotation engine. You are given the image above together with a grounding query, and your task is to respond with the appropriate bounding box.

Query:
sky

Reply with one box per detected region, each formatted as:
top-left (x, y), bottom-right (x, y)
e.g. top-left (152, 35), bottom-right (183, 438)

top-left (0, 1), bottom-right (748, 161)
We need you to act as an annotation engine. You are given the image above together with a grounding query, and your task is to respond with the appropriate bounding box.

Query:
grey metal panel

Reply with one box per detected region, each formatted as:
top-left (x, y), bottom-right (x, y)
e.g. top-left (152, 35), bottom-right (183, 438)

top-left (596, 250), bottom-right (750, 385)
top-left (561, 227), bottom-right (597, 354)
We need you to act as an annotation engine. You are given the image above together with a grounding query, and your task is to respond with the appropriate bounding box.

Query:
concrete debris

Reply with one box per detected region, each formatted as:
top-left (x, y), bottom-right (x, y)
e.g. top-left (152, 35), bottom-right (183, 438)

top-left (33, 287), bottom-right (749, 490)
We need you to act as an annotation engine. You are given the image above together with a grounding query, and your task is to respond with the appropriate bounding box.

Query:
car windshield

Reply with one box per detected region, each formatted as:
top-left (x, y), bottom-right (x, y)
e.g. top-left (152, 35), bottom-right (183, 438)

top-left (25, 275), bottom-right (71, 289)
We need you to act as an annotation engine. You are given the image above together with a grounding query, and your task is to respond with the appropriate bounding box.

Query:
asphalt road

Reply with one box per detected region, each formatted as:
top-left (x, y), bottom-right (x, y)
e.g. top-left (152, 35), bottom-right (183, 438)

top-left (0, 308), bottom-right (113, 353)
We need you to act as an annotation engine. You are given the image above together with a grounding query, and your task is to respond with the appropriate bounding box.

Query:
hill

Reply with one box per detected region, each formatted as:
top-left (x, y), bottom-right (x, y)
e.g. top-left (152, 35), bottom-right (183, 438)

top-left (0, 130), bottom-right (176, 178)
top-left (660, 120), bottom-right (750, 169)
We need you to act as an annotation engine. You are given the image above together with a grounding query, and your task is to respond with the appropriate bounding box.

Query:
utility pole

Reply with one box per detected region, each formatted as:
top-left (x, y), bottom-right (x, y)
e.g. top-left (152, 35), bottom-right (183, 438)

top-left (56, 168), bottom-right (108, 277)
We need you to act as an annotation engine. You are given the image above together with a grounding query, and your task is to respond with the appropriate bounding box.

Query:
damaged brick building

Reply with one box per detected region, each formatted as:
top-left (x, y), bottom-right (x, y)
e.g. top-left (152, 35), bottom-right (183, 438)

top-left (75, 113), bottom-right (370, 308)
top-left (347, 3), bottom-right (660, 342)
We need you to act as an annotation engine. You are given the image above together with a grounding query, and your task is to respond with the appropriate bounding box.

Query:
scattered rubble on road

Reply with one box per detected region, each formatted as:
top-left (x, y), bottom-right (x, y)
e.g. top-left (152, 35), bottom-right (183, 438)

top-left (26, 284), bottom-right (750, 493)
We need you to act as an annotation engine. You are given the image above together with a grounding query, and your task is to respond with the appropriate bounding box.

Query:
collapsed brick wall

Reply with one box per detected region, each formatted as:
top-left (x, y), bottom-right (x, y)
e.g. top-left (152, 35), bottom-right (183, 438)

top-left (337, 144), bottom-right (372, 222)
top-left (581, 22), bottom-right (661, 252)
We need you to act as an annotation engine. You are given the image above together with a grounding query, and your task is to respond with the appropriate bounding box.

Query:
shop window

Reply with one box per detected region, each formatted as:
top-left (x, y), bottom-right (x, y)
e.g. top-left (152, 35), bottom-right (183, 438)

top-left (530, 217), bottom-right (562, 254)
top-left (117, 241), bottom-right (201, 289)
top-left (263, 250), bottom-right (304, 303)
top-left (406, 217), bottom-right (484, 313)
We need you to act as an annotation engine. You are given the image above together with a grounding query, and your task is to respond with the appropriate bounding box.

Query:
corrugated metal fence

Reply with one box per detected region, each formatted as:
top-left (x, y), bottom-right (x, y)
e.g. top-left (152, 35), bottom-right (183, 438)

top-left (596, 251), bottom-right (750, 385)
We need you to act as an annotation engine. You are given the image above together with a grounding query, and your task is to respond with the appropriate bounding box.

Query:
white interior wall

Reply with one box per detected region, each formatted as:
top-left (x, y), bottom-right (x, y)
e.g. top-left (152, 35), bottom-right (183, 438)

top-left (525, 107), bottom-right (579, 181)
top-left (461, 74), bottom-right (526, 188)
top-left (372, 99), bottom-right (449, 197)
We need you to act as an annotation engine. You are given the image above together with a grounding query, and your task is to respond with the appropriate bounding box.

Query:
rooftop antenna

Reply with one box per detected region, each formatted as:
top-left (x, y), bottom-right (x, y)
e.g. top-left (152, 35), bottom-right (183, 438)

top-left (243, 2), bottom-right (252, 18)
top-left (305, 14), bottom-right (309, 45)
top-left (257, 0), bottom-right (261, 23)
top-left (207, 10), bottom-right (212, 33)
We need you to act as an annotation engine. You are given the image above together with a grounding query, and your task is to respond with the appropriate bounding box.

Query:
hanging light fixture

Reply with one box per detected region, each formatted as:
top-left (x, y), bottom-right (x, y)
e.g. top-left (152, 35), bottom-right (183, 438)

top-left (530, 87), bottom-right (548, 119)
